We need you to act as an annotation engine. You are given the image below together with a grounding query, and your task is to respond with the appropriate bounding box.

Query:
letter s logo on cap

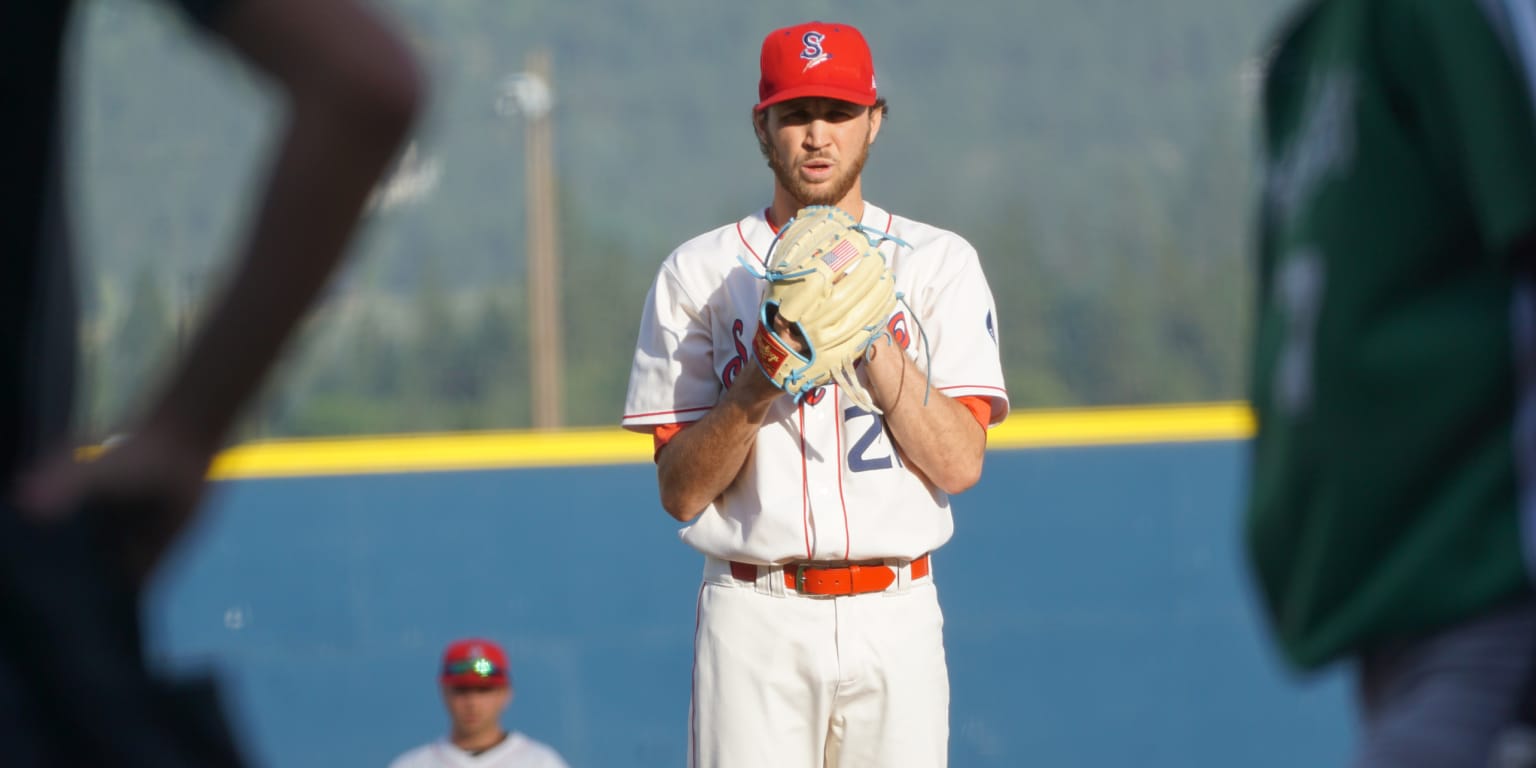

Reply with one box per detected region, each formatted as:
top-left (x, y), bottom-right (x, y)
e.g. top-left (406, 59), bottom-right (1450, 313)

top-left (800, 31), bottom-right (830, 70)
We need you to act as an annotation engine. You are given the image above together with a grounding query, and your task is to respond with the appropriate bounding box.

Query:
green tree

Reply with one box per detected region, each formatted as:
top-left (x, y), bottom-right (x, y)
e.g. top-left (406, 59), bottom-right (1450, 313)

top-left (560, 200), bottom-right (653, 427)
top-left (974, 202), bottom-right (1071, 407)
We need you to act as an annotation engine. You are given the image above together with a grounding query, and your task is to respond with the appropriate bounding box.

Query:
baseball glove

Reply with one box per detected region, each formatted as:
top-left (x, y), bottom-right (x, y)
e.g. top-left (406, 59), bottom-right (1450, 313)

top-left (748, 205), bottom-right (900, 413)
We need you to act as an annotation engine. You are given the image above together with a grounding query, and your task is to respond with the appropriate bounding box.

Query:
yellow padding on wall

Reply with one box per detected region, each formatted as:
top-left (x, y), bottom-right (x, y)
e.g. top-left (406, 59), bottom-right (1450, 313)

top-left (204, 402), bottom-right (1256, 480)
top-left (987, 402), bottom-right (1254, 450)
top-left (209, 428), bottom-right (652, 479)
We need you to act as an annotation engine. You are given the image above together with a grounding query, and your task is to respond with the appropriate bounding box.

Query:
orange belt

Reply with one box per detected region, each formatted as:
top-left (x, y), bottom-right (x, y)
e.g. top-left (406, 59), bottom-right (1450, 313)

top-left (729, 554), bottom-right (931, 596)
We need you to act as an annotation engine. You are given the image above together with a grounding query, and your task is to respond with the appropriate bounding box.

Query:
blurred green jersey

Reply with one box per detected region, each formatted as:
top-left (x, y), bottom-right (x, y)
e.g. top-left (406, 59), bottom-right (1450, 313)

top-left (1248, 0), bottom-right (1536, 669)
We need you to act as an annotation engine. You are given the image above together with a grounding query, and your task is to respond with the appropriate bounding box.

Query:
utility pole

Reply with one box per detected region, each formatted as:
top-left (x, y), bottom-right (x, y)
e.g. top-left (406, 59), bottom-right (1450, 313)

top-left (499, 51), bottom-right (564, 428)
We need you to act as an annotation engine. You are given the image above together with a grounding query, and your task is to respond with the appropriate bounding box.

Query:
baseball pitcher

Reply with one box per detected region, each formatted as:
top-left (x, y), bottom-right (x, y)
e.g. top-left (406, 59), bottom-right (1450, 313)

top-left (621, 21), bottom-right (1008, 768)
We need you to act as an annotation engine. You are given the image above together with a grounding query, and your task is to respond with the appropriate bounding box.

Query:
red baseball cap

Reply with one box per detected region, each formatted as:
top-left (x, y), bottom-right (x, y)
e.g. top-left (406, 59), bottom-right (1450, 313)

top-left (756, 21), bottom-right (878, 112)
top-left (440, 638), bottom-right (510, 688)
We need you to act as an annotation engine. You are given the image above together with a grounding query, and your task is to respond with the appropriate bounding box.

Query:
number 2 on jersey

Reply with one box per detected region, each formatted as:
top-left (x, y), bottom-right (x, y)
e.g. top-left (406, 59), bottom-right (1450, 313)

top-left (845, 406), bottom-right (900, 472)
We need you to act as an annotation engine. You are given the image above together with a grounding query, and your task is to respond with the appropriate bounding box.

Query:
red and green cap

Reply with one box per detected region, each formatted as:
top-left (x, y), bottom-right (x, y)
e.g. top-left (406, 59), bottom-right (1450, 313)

top-left (440, 638), bottom-right (510, 688)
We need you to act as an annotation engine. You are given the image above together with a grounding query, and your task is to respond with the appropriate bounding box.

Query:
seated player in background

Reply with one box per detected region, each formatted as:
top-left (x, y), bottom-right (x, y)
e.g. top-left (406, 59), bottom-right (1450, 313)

top-left (389, 638), bottom-right (570, 768)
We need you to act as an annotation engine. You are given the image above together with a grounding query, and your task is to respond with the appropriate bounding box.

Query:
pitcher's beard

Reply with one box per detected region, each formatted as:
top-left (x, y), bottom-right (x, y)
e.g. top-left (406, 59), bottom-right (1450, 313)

top-left (767, 142), bottom-right (870, 209)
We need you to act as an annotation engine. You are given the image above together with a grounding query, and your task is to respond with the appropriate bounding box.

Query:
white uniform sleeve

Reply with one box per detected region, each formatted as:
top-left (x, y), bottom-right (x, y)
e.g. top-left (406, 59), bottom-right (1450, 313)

top-left (908, 237), bottom-right (1009, 424)
top-left (621, 260), bottom-right (723, 431)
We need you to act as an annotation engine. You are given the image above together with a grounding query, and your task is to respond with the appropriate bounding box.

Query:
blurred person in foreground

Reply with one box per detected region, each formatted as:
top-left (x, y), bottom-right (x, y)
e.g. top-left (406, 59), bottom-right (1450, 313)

top-left (1, 0), bottom-right (423, 764)
top-left (1246, 0), bottom-right (1536, 765)
top-left (389, 638), bottom-right (570, 768)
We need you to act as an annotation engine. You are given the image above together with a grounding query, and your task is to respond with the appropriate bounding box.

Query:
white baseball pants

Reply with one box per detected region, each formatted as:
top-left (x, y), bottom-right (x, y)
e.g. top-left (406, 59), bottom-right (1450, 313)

top-left (688, 558), bottom-right (949, 768)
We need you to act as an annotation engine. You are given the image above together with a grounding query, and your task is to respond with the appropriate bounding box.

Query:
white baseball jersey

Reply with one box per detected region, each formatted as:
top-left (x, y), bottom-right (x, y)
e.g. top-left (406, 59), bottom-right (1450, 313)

top-left (387, 732), bottom-right (569, 768)
top-left (622, 202), bottom-right (1009, 564)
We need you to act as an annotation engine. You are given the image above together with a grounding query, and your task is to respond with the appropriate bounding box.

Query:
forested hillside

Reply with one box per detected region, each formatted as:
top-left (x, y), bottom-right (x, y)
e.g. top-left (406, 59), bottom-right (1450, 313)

top-left (66, 0), bottom-right (1293, 438)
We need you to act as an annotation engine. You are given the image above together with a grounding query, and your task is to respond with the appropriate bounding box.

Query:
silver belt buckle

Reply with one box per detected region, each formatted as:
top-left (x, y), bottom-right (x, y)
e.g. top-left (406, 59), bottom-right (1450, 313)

top-left (794, 564), bottom-right (810, 594)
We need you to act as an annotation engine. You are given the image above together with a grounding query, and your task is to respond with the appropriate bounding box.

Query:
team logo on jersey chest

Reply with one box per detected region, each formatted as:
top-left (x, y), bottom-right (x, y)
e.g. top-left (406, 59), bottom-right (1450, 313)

top-left (887, 312), bottom-right (911, 350)
top-left (721, 319), bottom-right (749, 388)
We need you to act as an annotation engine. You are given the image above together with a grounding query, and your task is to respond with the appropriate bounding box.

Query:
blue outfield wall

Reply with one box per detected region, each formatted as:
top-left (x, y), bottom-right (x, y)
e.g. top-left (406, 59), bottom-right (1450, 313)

top-left (143, 439), bottom-right (1353, 767)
